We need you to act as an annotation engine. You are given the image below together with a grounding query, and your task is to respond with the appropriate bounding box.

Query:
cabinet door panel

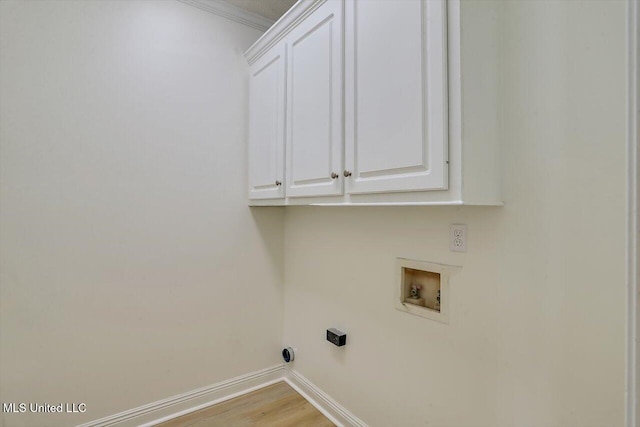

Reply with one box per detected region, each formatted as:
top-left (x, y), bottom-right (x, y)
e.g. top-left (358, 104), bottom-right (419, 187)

top-left (345, 0), bottom-right (447, 194)
top-left (286, 0), bottom-right (343, 198)
top-left (248, 45), bottom-right (285, 200)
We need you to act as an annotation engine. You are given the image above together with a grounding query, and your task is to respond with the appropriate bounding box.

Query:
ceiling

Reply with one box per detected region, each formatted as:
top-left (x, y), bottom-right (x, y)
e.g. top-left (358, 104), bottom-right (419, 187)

top-left (223, 0), bottom-right (298, 22)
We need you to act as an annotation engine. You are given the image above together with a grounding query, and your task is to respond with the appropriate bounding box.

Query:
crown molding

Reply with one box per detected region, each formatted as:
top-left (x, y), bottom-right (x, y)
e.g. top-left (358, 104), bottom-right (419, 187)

top-left (177, 0), bottom-right (275, 32)
top-left (244, 0), bottom-right (327, 65)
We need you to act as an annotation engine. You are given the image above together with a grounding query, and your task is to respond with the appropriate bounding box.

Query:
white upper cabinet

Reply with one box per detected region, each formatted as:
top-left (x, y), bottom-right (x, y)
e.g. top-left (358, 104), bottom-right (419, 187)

top-left (244, 0), bottom-right (502, 206)
top-left (285, 0), bottom-right (343, 198)
top-left (344, 0), bottom-right (447, 194)
top-left (248, 44), bottom-right (285, 200)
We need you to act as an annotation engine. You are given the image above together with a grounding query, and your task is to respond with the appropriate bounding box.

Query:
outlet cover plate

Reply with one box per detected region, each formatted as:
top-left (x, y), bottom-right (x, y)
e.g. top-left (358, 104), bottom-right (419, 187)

top-left (450, 224), bottom-right (467, 252)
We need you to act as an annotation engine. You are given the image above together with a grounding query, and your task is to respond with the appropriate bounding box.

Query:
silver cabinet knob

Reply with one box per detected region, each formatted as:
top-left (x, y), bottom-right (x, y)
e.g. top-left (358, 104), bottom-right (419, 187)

top-left (275, 180), bottom-right (282, 186)
top-left (330, 172), bottom-right (339, 179)
top-left (343, 170), bottom-right (352, 177)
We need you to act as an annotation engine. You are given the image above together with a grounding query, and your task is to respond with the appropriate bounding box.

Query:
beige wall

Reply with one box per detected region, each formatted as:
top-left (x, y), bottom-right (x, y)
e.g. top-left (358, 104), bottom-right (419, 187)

top-left (0, 1), bottom-right (283, 426)
top-left (282, 1), bottom-right (628, 426)
top-left (0, 0), bottom-right (630, 426)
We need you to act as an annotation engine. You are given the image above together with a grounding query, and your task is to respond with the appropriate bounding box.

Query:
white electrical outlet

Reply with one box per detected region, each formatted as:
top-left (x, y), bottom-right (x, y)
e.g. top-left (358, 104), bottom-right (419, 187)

top-left (450, 224), bottom-right (467, 252)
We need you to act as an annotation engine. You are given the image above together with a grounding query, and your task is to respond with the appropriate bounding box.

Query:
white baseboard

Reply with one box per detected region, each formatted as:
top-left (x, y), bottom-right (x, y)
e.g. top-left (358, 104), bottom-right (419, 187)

top-left (77, 365), bottom-right (284, 427)
top-left (78, 365), bottom-right (367, 427)
top-left (284, 368), bottom-right (368, 427)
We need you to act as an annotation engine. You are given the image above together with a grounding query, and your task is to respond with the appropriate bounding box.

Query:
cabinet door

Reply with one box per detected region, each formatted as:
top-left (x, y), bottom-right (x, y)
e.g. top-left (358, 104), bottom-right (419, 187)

top-left (248, 44), bottom-right (286, 200)
top-left (285, 0), bottom-right (343, 198)
top-left (344, 0), bottom-right (448, 194)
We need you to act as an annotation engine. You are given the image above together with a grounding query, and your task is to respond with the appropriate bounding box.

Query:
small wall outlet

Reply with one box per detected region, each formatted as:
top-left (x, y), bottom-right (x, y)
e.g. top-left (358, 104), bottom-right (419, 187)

top-left (450, 224), bottom-right (467, 252)
top-left (326, 328), bottom-right (346, 347)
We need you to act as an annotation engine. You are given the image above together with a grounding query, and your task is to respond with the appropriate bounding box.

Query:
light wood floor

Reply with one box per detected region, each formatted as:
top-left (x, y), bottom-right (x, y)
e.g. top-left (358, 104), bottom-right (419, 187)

top-left (156, 381), bottom-right (335, 427)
